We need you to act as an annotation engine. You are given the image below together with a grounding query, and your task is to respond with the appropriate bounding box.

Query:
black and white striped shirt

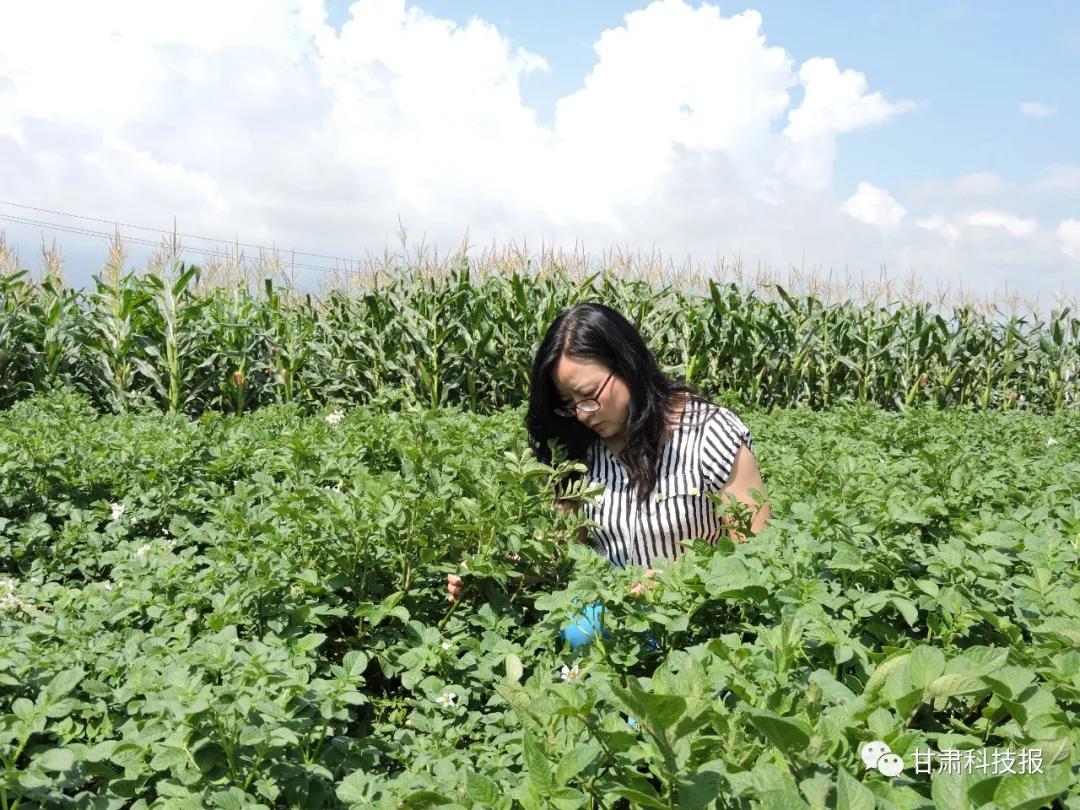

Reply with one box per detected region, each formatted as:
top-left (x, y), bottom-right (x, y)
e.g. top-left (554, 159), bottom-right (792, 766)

top-left (583, 396), bottom-right (754, 568)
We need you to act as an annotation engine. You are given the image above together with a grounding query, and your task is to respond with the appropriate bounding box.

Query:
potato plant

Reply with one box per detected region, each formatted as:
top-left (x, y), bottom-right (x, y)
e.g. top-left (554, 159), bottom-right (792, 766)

top-left (1, 389), bottom-right (1078, 808)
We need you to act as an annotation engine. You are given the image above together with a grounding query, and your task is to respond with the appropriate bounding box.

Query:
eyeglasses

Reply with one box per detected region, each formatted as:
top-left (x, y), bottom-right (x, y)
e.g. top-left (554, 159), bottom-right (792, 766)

top-left (554, 372), bottom-right (615, 418)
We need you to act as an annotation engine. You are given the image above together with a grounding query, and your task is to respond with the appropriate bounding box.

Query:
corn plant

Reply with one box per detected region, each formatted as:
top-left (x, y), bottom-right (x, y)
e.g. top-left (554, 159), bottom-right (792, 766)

top-left (82, 258), bottom-right (147, 414)
top-left (0, 271), bottom-right (38, 409)
top-left (131, 260), bottom-right (211, 413)
top-left (1, 259), bottom-right (1078, 416)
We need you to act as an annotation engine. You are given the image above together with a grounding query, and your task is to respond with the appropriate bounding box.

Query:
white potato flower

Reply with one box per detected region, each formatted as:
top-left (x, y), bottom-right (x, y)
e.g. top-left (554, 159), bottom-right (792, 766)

top-left (135, 543), bottom-right (151, 558)
top-left (1046, 437), bottom-right (1058, 446)
top-left (325, 411), bottom-right (345, 425)
top-left (111, 502), bottom-right (124, 521)
top-left (0, 581), bottom-right (30, 611)
top-left (561, 664), bottom-right (581, 683)
top-left (435, 691), bottom-right (456, 706)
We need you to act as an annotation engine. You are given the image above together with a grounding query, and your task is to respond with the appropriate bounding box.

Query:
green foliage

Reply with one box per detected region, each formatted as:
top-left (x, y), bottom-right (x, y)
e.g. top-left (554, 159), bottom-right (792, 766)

top-left (1, 263), bottom-right (1078, 414)
top-left (1, 389), bottom-right (1079, 807)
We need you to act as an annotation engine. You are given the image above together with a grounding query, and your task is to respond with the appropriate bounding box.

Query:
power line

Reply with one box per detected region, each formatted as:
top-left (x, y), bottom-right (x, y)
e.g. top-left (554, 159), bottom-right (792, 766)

top-left (0, 198), bottom-right (358, 267)
top-left (0, 212), bottom-right (346, 274)
top-left (0, 209), bottom-right (356, 275)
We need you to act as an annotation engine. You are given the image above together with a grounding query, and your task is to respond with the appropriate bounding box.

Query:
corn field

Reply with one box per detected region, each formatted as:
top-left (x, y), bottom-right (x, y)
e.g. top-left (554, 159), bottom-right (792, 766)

top-left (0, 247), bottom-right (1077, 416)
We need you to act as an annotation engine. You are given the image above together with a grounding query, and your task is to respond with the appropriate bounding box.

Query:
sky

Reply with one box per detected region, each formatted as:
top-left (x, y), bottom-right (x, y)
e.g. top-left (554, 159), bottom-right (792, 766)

top-left (1, 0), bottom-right (1078, 302)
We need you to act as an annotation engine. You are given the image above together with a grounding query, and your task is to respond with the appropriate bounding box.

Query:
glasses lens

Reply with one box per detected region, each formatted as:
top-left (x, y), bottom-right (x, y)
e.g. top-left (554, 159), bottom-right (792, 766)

top-left (554, 406), bottom-right (575, 418)
top-left (577, 400), bottom-right (600, 413)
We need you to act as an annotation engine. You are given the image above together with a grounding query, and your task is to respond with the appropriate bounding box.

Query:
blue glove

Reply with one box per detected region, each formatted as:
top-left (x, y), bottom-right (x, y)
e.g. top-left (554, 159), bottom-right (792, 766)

top-left (560, 601), bottom-right (608, 649)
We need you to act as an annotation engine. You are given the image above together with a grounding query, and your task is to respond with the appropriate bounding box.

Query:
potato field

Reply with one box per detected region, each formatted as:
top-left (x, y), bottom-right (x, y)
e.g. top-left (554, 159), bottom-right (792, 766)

top-left (1, 263), bottom-right (1079, 809)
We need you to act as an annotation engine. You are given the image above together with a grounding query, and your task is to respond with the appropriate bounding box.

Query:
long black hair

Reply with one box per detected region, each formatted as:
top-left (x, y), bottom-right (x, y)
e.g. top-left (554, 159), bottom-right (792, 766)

top-left (526, 302), bottom-right (711, 503)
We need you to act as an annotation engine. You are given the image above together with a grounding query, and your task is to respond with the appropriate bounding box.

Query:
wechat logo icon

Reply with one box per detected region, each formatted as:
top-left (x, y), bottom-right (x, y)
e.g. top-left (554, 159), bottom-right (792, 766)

top-left (861, 740), bottom-right (904, 778)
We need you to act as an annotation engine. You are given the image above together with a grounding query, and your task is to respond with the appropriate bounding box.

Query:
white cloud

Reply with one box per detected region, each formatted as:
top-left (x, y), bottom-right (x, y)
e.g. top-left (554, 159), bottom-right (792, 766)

top-left (777, 58), bottom-right (914, 190)
top-left (0, 0), bottom-right (916, 248)
top-left (0, 0), bottom-right (1074, 302)
top-left (916, 215), bottom-right (960, 241)
top-left (783, 58), bottom-right (915, 141)
top-left (916, 210), bottom-right (1038, 241)
top-left (1058, 219), bottom-right (1080, 259)
top-left (841, 182), bottom-right (906, 229)
top-left (1036, 165), bottom-right (1080, 191)
top-left (1019, 101), bottom-right (1057, 117)
top-left (952, 172), bottom-right (1002, 195)
top-left (963, 210), bottom-right (1038, 238)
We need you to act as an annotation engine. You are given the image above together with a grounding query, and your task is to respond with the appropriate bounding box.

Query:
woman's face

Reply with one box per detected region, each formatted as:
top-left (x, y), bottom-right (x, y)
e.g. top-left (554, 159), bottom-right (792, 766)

top-left (551, 355), bottom-right (630, 439)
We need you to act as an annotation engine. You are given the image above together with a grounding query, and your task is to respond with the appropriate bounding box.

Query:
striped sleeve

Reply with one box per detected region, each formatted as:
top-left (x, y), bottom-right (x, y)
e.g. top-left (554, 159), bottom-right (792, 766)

top-left (700, 408), bottom-right (753, 491)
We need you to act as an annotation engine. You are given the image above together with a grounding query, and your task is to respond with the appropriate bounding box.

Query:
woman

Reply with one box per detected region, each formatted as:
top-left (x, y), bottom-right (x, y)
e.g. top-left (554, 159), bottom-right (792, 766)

top-left (447, 302), bottom-right (770, 605)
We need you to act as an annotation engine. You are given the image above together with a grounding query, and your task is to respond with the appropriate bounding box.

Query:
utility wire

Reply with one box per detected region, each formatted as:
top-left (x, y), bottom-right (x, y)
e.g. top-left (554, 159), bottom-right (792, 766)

top-left (0, 199), bottom-right (357, 264)
top-left (0, 208), bottom-right (355, 275)
top-left (0, 212), bottom-right (346, 275)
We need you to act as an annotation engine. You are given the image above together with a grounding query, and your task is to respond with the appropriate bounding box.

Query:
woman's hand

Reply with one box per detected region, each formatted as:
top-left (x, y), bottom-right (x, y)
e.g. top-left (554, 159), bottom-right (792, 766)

top-left (630, 568), bottom-right (659, 597)
top-left (446, 573), bottom-right (464, 602)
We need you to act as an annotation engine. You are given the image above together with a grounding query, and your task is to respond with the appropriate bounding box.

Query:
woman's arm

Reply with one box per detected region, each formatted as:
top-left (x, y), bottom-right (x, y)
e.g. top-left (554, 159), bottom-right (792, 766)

top-left (720, 444), bottom-right (771, 542)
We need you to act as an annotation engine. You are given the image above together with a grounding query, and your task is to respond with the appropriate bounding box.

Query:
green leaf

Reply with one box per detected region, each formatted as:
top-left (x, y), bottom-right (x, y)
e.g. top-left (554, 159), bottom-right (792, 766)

top-left (554, 742), bottom-right (601, 786)
top-left (982, 666), bottom-right (1036, 700)
top-left (493, 683), bottom-right (543, 730)
top-left (12, 698), bottom-right (35, 722)
top-left (156, 779), bottom-right (194, 798)
top-left (931, 771), bottom-right (972, 810)
top-left (35, 747), bottom-right (75, 772)
top-left (209, 790), bottom-right (253, 807)
top-left (799, 772), bottom-right (832, 808)
top-left (609, 679), bottom-right (686, 733)
top-left (890, 596), bottom-right (918, 627)
top-left (598, 780), bottom-right (668, 810)
top-left (861, 651), bottom-right (911, 705)
top-left (1031, 617), bottom-right (1080, 648)
top-left (523, 731), bottom-right (553, 794)
top-left (84, 740), bottom-right (119, 763)
top-left (150, 746), bottom-right (189, 771)
top-left (549, 787), bottom-right (587, 808)
top-left (296, 632), bottom-right (327, 652)
top-left (993, 762), bottom-right (1072, 810)
top-left (835, 767), bottom-right (875, 810)
top-left (808, 669), bottom-right (856, 704)
top-left (341, 651), bottom-right (368, 680)
top-left (945, 646), bottom-right (1009, 677)
top-left (924, 673), bottom-right (986, 699)
top-left (44, 667), bottom-right (85, 700)
top-left (677, 769), bottom-right (726, 810)
top-left (465, 771), bottom-right (500, 806)
top-left (746, 708), bottom-right (811, 759)
top-left (399, 790), bottom-right (453, 807)
top-left (759, 786), bottom-right (813, 810)
top-left (336, 771), bottom-right (372, 805)
top-left (908, 646), bottom-right (945, 690)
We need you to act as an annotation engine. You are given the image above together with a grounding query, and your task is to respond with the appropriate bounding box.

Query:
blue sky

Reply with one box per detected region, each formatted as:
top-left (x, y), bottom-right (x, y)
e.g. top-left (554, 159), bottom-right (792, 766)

top-left (1, 0), bottom-right (1078, 301)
